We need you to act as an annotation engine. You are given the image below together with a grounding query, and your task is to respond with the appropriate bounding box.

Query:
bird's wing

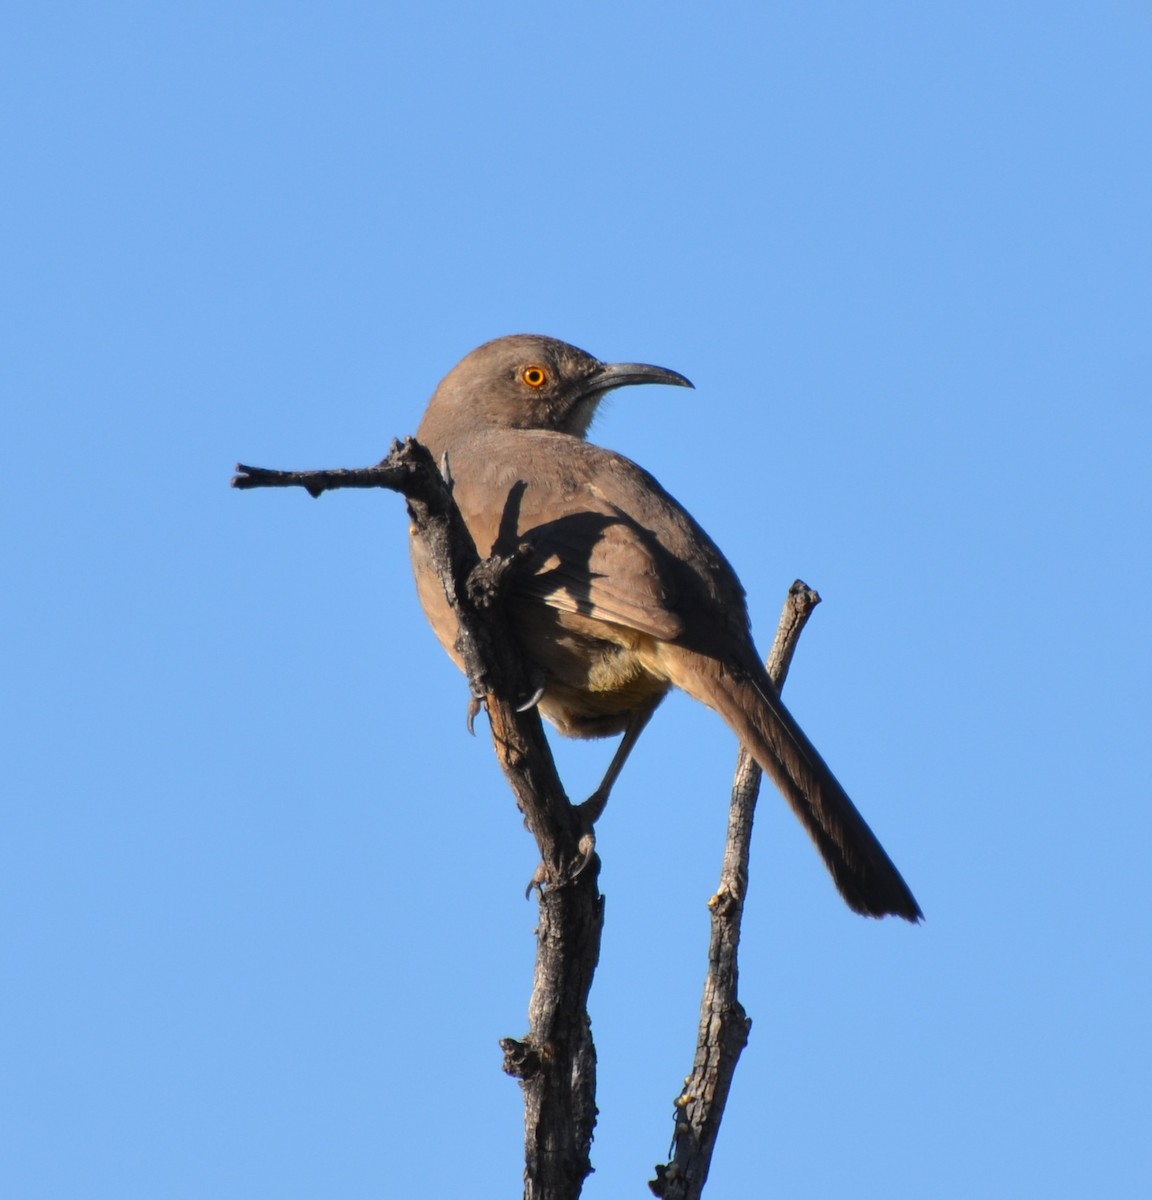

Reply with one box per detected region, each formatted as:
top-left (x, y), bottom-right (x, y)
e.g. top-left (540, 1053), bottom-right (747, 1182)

top-left (456, 434), bottom-right (748, 647)
top-left (517, 507), bottom-right (687, 640)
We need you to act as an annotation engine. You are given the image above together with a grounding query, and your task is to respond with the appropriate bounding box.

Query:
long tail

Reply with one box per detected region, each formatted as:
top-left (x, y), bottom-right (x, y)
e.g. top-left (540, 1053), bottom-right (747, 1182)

top-left (664, 650), bottom-right (922, 921)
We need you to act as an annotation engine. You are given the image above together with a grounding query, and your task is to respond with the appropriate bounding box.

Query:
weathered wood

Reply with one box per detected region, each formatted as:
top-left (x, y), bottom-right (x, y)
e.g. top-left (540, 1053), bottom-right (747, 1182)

top-left (651, 581), bottom-right (821, 1200)
top-left (234, 442), bottom-right (603, 1200)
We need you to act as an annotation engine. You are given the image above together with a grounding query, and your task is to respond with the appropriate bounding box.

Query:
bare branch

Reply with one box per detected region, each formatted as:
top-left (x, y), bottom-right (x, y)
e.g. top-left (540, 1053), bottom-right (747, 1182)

top-left (651, 581), bottom-right (822, 1200)
top-left (234, 441), bottom-right (602, 1200)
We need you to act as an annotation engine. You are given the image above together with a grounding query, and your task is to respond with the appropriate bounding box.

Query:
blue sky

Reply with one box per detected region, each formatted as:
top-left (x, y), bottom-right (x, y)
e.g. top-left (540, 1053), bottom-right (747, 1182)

top-left (4, 3), bottom-right (1150, 1196)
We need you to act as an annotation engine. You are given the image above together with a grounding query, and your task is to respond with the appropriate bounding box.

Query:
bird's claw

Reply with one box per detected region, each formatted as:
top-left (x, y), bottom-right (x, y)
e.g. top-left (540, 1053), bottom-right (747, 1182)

top-left (524, 860), bottom-right (549, 899)
top-left (571, 831), bottom-right (597, 879)
top-left (523, 823), bottom-right (599, 898)
top-left (516, 682), bottom-right (546, 713)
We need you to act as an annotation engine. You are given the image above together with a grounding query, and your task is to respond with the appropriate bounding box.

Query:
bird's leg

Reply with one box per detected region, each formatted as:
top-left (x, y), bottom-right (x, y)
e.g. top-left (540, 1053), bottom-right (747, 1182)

top-left (564, 697), bottom-right (662, 881)
top-left (577, 694), bottom-right (663, 826)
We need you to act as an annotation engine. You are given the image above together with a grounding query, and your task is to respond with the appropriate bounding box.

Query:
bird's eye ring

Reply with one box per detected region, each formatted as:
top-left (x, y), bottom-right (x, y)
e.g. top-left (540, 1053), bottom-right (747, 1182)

top-left (522, 366), bottom-right (547, 388)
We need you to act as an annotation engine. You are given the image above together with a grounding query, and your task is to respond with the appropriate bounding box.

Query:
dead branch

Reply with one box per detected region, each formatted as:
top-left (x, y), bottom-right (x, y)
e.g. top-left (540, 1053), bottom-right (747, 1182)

top-left (234, 442), bottom-right (601, 1200)
top-left (650, 581), bottom-right (822, 1200)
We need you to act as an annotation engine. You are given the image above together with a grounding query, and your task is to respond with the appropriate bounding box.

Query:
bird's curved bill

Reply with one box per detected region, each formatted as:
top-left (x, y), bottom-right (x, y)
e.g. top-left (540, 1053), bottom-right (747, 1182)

top-left (589, 361), bottom-right (694, 394)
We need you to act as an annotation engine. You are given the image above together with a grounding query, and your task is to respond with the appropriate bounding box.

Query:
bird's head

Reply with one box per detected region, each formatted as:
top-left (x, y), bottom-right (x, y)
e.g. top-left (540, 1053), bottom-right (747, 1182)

top-left (425, 334), bottom-right (693, 439)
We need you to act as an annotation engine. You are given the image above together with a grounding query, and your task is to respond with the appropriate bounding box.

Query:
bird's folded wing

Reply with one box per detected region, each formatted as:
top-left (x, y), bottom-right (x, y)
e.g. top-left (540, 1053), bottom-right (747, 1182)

top-left (452, 434), bottom-right (745, 649)
top-left (514, 510), bottom-right (686, 642)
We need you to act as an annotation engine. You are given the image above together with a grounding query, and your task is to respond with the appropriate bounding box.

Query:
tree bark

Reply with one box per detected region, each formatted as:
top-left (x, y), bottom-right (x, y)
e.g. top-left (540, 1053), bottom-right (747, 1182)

top-left (651, 581), bottom-right (822, 1200)
top-left (234, 442), bottom-right (602, 1199)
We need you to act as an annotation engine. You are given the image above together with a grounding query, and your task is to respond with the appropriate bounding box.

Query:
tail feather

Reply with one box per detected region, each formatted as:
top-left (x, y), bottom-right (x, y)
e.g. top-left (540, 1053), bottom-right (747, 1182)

top-left (668, 652), bottom-right (922, 921)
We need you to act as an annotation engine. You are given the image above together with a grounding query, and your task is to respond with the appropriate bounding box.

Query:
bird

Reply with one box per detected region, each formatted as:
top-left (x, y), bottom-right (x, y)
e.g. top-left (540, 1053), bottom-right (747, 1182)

top-left (409, 334), bottom-right (921, 921)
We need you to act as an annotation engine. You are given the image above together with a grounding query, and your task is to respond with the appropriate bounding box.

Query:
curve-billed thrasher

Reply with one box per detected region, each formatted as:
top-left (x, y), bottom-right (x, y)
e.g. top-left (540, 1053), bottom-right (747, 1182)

top-left (411, 335), bottom-right (920, 921)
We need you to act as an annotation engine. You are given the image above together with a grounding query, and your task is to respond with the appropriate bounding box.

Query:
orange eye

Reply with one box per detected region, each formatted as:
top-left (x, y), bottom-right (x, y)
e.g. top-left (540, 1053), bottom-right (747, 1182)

top-left (522, 366), bottom-right (547, 388)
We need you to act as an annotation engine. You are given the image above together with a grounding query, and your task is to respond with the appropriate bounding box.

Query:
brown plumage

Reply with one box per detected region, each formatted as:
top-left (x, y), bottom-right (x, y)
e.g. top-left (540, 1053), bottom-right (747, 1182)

top-left (411, 334), bottom-right (921, 921)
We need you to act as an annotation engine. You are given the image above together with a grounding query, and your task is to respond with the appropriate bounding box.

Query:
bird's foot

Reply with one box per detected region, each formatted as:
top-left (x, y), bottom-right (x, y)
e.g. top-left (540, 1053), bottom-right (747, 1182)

top-left (564, 790), bottom-right (608, 880)
top-left (524, 860), bottom-right (550, 899)
top-left (570, 829), bottom-right (598, 880)
top-left (523, 802), bottom-right (601, 897)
